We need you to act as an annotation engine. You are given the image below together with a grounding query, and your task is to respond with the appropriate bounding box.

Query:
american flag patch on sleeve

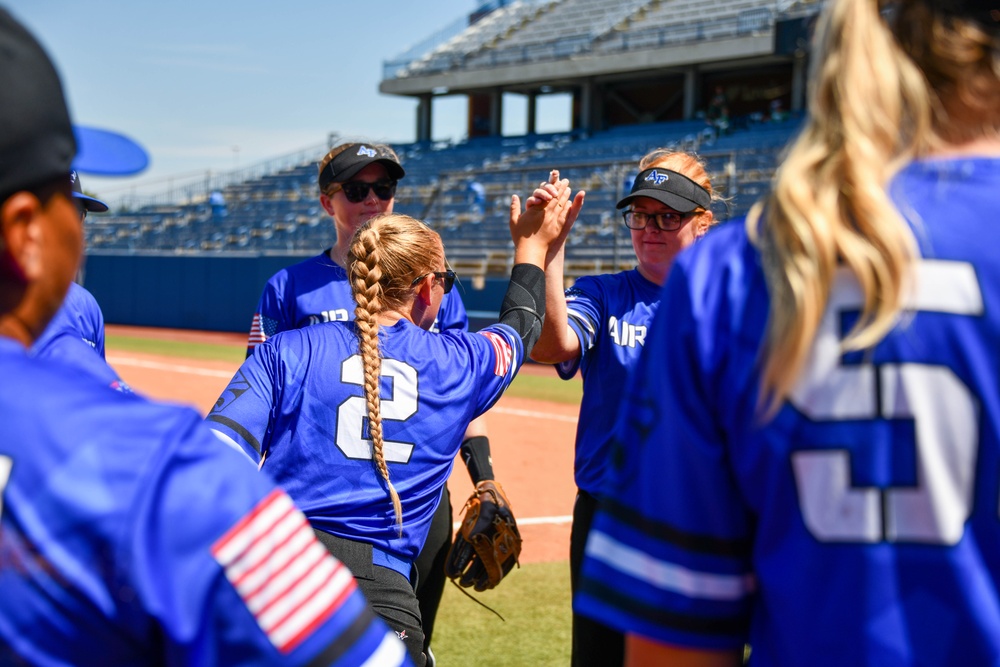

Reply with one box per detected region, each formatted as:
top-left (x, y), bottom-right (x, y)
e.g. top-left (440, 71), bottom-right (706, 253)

top-left (212, 489), bottom-right (357, 653)
top-left (247, 313), bottom-right (267, 347)
top-left (478, 330), bottom-right (513, 377)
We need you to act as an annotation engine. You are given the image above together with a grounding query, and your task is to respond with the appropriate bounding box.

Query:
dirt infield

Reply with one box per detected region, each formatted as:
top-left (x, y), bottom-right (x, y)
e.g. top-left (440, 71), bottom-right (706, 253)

top-left (105, 325), bottom-right (580, 564)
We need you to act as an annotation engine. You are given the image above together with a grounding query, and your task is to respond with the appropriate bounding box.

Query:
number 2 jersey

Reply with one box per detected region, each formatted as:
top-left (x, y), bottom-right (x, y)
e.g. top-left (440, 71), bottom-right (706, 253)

top-left (0, 339), bottom-right (411, 666)
top-left (246, 251), bottom-right (469, 356)
top-left (576, 157), bottom-right (1000, 665)
top-left (208, 319), bottom-right (523, 563)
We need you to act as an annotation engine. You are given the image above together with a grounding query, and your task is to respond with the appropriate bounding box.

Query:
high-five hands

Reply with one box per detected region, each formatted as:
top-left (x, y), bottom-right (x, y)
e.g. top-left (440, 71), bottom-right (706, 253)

top-left (509, 170), bottom-right (586, 266)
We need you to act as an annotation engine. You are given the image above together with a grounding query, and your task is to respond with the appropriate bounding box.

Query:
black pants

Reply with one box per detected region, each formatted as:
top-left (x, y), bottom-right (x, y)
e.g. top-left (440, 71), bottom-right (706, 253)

top-left (313, 530), bottom-right (426, 667)
top-left (570, 489), bottom-right (624, 667)
top-left (414, 485), bottom-right (452, 651)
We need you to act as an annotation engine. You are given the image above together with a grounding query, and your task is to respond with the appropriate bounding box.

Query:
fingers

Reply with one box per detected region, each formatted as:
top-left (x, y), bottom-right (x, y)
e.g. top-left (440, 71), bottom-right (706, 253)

top-left (509, 194), bottom-right (521, 218)
top-left (566, 190), bottom-right (586, 227)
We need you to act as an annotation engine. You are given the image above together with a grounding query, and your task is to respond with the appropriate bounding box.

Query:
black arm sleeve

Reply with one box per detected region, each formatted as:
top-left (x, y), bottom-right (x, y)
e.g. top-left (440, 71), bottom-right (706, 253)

top-left (498, 263), bottom-right (546, 358)
top-left (460, 436), bottom-right (495, 484)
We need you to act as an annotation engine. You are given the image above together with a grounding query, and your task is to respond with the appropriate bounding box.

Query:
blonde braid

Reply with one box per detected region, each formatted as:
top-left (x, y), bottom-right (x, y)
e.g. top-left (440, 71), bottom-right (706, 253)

top-left (349, 224), bottom-right (404, 534)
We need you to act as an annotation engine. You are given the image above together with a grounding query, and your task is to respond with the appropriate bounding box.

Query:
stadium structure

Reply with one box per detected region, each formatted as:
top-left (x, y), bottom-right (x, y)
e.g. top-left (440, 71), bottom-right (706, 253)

top-left (83, 0), bottom-right (822, 331)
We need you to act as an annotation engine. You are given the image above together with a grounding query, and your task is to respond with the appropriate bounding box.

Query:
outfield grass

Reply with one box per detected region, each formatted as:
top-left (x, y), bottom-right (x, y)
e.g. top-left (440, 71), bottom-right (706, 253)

top-left (432, 561), bottom-right (572, 666)
top-left (106, 334), bottom-right (247, 364)
top-left (106, 334), bottom-right (583, 405)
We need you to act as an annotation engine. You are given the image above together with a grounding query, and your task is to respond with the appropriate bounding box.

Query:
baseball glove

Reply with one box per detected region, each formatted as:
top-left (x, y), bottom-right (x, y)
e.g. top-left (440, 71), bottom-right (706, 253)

top-left (445, 480), bottom-right (522, 591)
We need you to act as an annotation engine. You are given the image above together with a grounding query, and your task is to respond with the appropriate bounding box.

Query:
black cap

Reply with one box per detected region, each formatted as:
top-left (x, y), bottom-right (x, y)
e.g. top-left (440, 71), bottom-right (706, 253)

top-left (318, 143), bottom-right (405, 192)
top-left (616, 167), bottom-right (712, 212)
top-left (70, 170), bottom-right (108, 213)
top-left (0, 7), bottom-right (76, 199)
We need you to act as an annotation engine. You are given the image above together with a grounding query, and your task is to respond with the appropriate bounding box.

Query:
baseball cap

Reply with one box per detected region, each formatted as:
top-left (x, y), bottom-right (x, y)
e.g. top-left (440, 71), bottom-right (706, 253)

top-left (0, 7), bottom-right (76, 199)
top-left (0, 8), bottom-right (148, 201)
top-left (70, 170), bottom-right (108, 213)
top-left (616, 167), bottom-right (712, 213)
top-left (318, 143), bottom-right (405, 192)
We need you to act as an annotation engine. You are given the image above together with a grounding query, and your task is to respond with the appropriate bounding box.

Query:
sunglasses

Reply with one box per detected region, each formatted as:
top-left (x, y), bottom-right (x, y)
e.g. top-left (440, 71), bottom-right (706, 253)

top-left (340, 179), bottom-right (397, 203)
top-left (622, 209), bottom-right (700, 232)
top-left (410, 270), bottom-right (456, 294)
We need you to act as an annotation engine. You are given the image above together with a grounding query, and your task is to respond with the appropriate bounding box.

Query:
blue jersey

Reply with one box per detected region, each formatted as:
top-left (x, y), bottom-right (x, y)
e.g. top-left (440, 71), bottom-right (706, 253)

top-left (247, 251), bottom-right (468, 355)
top-left (209, 319), bottom-right (524, 564)
top-left (35, 282), bottom-right (106, 357)
top-left (31, 282), bottom-right (126, 391)
top-left (0, 339), bottom-right (411, 667)
top-left (557, 269), bottom-right (660, 494)
top-left (576, 157), bottom-right (1000, 665)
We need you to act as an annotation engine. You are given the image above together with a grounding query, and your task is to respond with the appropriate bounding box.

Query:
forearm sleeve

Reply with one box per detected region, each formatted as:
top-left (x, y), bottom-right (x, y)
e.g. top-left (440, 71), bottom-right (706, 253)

top-left (499, 263), bottom-right (546, 358)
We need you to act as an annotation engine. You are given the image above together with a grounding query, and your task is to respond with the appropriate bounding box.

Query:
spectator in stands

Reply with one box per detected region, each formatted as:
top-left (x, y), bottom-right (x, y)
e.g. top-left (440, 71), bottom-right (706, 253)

top-left (0, 9), bottom-right (410, 665)
top-left (706, 85), bottom-right (730, 135)
top-left (243, 140), bottom-right (509, 667)
top-left (768, 97), bottom-right (789, 123)
top-left (530, 151), bottom-right (720, 667)
top-left (576, 0), bottom-right (1000, 664)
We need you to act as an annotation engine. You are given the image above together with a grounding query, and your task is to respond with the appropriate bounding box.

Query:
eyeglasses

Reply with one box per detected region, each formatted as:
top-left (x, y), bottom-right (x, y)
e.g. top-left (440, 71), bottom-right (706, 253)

top-left (410, 270), bottom-right (456, 294)
top-left (75, 202), bottom-right (88, 221)
top-left (622, 209), bottom-right (701, 232)
top-left (339, 179), bottom-right (397, 203)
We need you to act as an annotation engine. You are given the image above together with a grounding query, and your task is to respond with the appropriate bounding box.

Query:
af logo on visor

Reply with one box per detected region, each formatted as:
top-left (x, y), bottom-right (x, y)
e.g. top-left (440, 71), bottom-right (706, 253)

top-left (645, 170), bottom-right (669, 185)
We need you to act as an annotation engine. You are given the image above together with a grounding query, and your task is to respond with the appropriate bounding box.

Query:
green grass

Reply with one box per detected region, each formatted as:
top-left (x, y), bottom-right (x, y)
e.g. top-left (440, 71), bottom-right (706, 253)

top-left (106, 335), bottom-right (583, 405)
top-left (432, 561), bottom-right (572, 666)
top-left (106, 334), bottom-right (247, 364)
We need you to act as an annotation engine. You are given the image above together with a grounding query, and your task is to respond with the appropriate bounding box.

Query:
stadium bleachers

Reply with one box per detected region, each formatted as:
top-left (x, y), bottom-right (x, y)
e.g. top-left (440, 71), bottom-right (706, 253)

top-left (86, 117), bottom-right (801, 273)
top-left (86, 0), bottom-right (818, 278)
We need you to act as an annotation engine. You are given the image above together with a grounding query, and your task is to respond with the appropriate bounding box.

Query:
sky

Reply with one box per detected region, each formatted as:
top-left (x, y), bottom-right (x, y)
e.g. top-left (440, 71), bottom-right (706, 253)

top-left (9, 0), bottom-right (549, 202)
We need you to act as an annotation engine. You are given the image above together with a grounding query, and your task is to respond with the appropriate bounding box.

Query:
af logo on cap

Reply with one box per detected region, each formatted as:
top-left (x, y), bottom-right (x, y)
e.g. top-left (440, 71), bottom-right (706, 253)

top-left (357, 145), bottom-right (377, 158)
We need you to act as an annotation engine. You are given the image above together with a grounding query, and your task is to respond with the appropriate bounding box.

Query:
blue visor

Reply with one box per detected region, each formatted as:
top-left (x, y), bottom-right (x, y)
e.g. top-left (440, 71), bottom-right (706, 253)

top-left (73, 125), bottom-right (149, 176)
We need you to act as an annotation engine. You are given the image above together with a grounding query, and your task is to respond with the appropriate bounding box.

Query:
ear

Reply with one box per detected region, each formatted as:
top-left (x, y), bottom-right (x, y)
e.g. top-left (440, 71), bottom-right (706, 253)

top-left (319, 193), bottom-right (336, 217)
top-left (414, 274), bottom-right (434, 307)
top-left (694, 211), bottom-right (714, 239)
top-left (0, 192), bottom-right (44, 284)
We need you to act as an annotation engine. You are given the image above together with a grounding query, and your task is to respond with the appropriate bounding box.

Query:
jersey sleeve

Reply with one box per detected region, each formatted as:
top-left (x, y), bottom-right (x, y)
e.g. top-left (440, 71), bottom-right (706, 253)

top-left (573, 265), bottom-right (755, 651)
top-left (206, 341), bottom-right (283, 464)
top-left (31, 331), bottom-right (128, 392)
top-left (463, 322), bottom-right (525, 416)
top-left (131, 418), bottom-right (413, 666)
top-left (433, 290), bottom-right (470, 334)
top-left (556, 276), bottom-right (603, 379)
top-left (247, 274), bottom-right (290, 357)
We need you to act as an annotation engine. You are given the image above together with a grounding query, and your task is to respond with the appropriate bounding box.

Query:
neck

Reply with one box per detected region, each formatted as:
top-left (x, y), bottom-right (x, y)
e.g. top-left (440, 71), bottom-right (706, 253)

top-left (328, 245), bottom-right (348, 268)
top-left (637, 263), bottom-right (669, 286)
top-left (927, 134), bottom-right (1000, 158)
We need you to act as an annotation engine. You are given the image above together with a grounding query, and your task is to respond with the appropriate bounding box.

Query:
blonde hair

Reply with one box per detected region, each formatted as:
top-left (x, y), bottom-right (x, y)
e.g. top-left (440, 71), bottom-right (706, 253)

top-left (318, 141), bottom-right (401, 198)
top-left (747, 0), bottom-right (1000, 415)
top-left (347, 213), bottom-right (443, 532)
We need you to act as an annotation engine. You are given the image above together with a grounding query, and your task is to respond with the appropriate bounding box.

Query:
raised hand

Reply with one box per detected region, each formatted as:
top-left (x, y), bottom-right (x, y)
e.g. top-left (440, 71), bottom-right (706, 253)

top-left (509, 170), bottom-right (585, 267)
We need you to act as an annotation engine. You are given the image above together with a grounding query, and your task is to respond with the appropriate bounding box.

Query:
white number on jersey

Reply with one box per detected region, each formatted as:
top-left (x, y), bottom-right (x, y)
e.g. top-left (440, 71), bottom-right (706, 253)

top-left (336, 356), bottom-right (417, 463)
top-left (0, 455), bottom-right (11, 521)
top-left (789, 261), bottom-right (982, 545)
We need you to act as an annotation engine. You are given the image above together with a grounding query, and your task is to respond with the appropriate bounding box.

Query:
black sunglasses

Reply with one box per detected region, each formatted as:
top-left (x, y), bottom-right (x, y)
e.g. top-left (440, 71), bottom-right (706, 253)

top-left (340, 179), bottom-right (397, 203)
top-left (410, 270), bottom-right (456, 294)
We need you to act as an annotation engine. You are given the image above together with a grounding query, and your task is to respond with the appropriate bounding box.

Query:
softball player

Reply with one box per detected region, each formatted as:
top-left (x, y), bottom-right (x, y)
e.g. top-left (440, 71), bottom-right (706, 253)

top-left (244, 141), bottom-right (502, 665)
top-left (576, 0), bottom-right (1000, 664)
top-left (208, 187), bottom-right (577, 666)
top-left (529, 155), bottom-right (718, 667)
top-left (32, 173), bottom-right (130, 390)
top-left (0, 9), bottom-right (411, 665)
